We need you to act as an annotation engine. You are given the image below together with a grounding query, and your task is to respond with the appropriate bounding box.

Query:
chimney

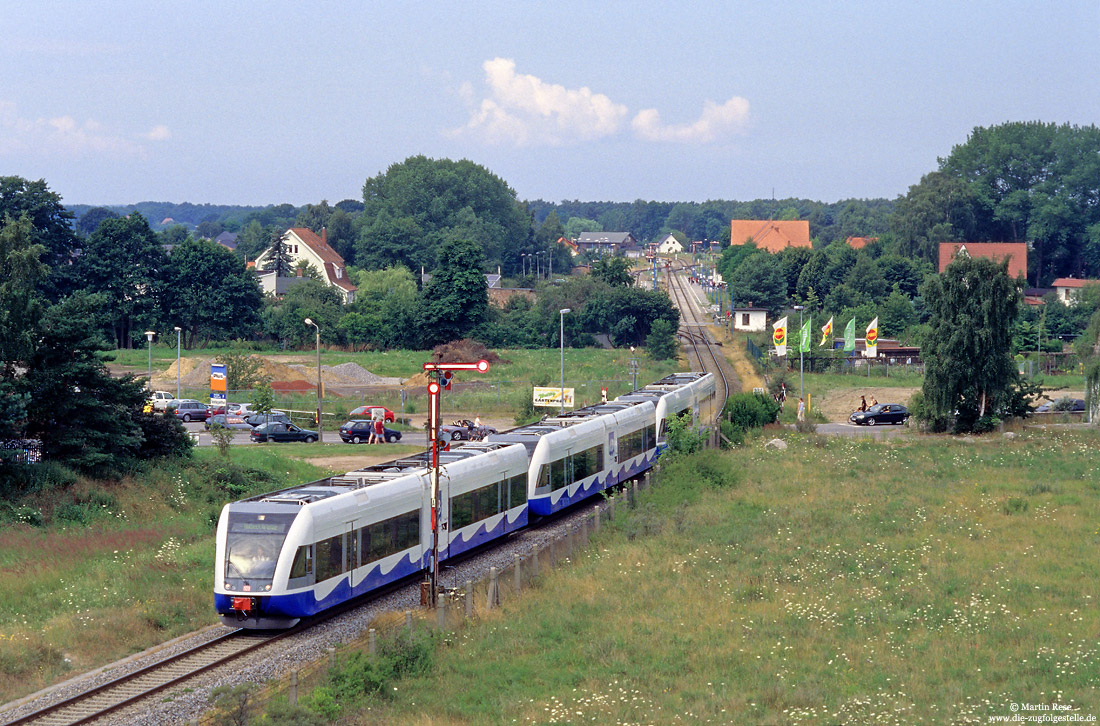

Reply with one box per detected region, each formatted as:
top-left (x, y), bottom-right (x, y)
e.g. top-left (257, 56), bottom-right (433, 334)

top-left (321, 227), bottom-right (327, 245)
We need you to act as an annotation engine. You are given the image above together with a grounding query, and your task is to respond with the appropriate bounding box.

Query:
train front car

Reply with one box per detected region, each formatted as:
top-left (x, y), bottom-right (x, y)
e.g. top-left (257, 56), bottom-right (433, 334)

top-left (215, 499), bottom-right (309, 629)
top-left (215, 472), bottom-right (429, 629)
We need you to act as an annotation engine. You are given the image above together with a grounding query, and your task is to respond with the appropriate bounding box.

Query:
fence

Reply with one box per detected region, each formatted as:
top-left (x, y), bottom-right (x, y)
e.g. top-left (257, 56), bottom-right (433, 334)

top-left (764, 354), bottom-right (925, 378)
top-left (0, 439), bottom-right (42, 464)
top-left (189, 469), bottom-right (662, 724)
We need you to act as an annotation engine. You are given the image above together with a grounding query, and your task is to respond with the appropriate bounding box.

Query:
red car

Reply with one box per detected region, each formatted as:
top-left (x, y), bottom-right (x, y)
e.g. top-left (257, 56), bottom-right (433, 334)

top-left (348, 405), bottom-right (395, 422)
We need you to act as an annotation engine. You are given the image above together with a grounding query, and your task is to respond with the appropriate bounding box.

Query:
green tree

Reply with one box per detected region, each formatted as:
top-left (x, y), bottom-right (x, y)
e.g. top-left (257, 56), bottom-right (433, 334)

top-left (262, 229), bottom-right (294, 278)
top-left (590, 255), bottom-right (633, 287)
top-left (0, 176), bottom-right (78, 298)
top-left (340, 265), bottom-right (418, 349)
top-left (920, 256), bottom-right (1021, 432)
top-left (163, 238), bottom-right (263, 346)
top-left (263, 279), bottom-right (344, 348)
top-left (216, 350), bottom-right (269, 393)
top-left (75, 206), bottom-right (120, 237)
top-left (563, 216), bottom-right (601, 239)
top-left (71, 213), bottom-right (165, 348)
top-left (417, 238), bottom-right (488, 347)
top-left (729, 252), bottom-right (787, 317)
top-left (0, 215), bottom-right (48, 375)
top-left (646, 318), bottom-right (678, 360)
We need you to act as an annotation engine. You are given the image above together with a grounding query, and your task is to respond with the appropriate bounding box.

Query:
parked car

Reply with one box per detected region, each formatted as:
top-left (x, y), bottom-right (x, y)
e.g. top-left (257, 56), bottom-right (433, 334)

top-left (229, 403), bottom-right (256, 416)
top-left (245, 411), bottom-right (290, 427)
top-left (348, 405), bottom-right (396, 422)
top-left (440, 419), bottom-right (497, 441)
top-left (250, 422), bottom-right (318, 443)
top-left (149, 391), bottom-right (175, 412)
top-left (173, 400), bottom-right (212, 422)
top-left (205, 414), bottom-right (253, 431)
top-left (849, 403), bottom-right (910, 426)
top-left (339, 420), bottom-right (403, 444)
top-left (1035, 397), bottom-right (1085, 413)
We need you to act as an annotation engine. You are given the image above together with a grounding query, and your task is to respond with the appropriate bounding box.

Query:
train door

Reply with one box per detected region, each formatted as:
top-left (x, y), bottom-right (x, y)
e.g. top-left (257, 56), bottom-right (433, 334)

top-left (346, 522), bottom-right (357, 590)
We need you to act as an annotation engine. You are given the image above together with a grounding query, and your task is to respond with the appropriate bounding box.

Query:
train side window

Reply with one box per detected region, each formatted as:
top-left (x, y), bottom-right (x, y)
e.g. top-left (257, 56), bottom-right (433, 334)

top-left (595, 445), bottom-right (604, 472)
top-left (451, 489), bottom-right (474, 530)
top-left (396, 511), bottom-right (419, 550)
top-left (509, 474), bottom-right (526, 508)
top-left (315, 535), bottom-right (344, 582)
top-left (549, 457), bottom-right (566, 491)
top-left (536, 464), bottom-right (550, 493)
top-left (348, 529), bottom-right (359, 569)
top-left (289, 545), bottom-right (312, 579)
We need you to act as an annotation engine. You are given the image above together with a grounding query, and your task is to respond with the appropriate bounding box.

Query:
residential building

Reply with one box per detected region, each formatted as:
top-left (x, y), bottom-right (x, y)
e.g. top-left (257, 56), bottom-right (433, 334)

top-left (1050, 278), bottom-right (1100, 306)
top-left (656, 234), bottom-right (683, 254)
top-left (845, 236), bottom-right (878, 249)
top-left (214, 231), bottom-right (238, 251)
top-left (253, 228), bottom-right (357, 303)
top-left (729, 220), bottom-right (812, 253)
top-left (575, 232), bottom-right (639, 256)
top-left (938, 242), bottom-right (1028, 281)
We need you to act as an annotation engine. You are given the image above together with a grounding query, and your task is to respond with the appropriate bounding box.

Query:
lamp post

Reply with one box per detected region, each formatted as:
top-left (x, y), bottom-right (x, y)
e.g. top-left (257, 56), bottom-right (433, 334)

top-left (304, 318), bottom-right (322, 442)
top-left (521, 254), bottom-right (527, 278)
top-left (174, 326), bottom-right (182, 399)
top-left (535, 252), bottom-right (543, 279)
top-left (793, 305), bottom-right (805, 401)
top-left (144, 331), bottom-right (156, 391)
top-left (559, 308), bottom-right (571, 414)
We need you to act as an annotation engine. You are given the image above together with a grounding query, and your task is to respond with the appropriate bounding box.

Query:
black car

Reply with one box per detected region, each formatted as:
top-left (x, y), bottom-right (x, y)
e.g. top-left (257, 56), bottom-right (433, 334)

top-left (245, 411), bottom-right (291, 427)
top-left (250, 422), bottom-right (318, 443)
top-left (339, 420), bottom-right (403, 444)
top-left (849, 403), bottom-right (910, 426)
top-left (440, 419), bottom-right (497, 441)
top-left (1035, 397), bottom-right (1085, 413)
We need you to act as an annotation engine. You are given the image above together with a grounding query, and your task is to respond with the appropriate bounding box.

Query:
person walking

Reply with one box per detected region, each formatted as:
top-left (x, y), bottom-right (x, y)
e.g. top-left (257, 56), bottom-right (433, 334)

top-left (797, 397), bottom-right (806, 422)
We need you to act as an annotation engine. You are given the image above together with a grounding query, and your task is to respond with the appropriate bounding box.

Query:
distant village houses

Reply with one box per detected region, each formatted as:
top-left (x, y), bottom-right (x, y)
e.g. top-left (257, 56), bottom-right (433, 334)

top-left (938, 242), bottom-right (1028, 281)
top-left (656, 234), bottom-right (683, 254)
top-left (575, 232), bottom-right (639, 257)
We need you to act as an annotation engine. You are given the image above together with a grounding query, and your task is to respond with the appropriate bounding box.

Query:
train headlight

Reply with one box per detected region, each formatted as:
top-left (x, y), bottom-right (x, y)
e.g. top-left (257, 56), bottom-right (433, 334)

top-left (225, 582), bottom-right (231, 589)
top-left (265, 584), bottom-right (271, 591)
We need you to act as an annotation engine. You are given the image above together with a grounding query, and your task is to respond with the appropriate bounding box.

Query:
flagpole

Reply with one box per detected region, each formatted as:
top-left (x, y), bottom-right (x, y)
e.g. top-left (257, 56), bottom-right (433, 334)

top-left (794, 305), bottom-right (805, 402)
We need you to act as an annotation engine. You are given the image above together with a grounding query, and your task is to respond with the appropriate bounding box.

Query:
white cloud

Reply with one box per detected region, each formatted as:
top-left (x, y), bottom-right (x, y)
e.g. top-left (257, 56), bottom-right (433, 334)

top-left (631, 95), bottom-right (751, 143)
top-left (452, 58), bottom-right (628, 146)
top-left (0, 101), bottom-right (159, 157)
top-left (144, 125), bottom-right (171, 141)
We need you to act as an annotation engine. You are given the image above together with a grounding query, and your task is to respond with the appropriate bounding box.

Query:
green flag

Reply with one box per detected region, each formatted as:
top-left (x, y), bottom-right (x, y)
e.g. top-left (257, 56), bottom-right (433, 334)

top-left (799, 316), bottom-right (811, 353)
top-left (843, 318), bottom-right (856, 351)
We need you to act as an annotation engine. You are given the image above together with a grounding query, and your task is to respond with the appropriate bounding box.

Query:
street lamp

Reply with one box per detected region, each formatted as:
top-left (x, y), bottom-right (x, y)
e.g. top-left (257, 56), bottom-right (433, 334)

top-left (793, 305), bottom-right (805, 402)
top-left (304, 318), bottom-right (323, 443)
top-left (174, 326), bottom-right (182, 399)
top-left (144, 331), bottom-right (156, 391)
top-left (536, 251), bottom-right (545, 279)
top-left (559, 308), bottom-right (571, 414)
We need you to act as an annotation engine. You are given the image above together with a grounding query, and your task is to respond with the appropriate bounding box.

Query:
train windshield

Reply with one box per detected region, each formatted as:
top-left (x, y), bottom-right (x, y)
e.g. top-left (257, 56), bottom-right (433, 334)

top-left (225, 512), bottom-right (298, 582)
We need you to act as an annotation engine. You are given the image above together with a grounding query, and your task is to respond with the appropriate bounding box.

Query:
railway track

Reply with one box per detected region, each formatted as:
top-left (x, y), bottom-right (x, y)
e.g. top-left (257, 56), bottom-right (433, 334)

top-left (665, 263), bottom-right (732, 419)
top-left (3, 629), bottom-right (289, 726)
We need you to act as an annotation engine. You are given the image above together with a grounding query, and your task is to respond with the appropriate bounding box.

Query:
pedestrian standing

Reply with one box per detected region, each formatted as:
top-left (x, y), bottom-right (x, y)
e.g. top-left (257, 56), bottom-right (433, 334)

top-left (374, 418), bottom-right (384, 444)
top-left (797, 397), bottom-right (806, 422)
top-left (860, 395), bottom-right (867, 412)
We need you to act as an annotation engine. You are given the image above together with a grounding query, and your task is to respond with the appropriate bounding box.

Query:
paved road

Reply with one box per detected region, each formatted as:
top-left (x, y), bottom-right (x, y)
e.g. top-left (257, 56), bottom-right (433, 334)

top-left (816, 421), bottom-right (909, 437)
top-left (181, 421), bottom-right (428, 447)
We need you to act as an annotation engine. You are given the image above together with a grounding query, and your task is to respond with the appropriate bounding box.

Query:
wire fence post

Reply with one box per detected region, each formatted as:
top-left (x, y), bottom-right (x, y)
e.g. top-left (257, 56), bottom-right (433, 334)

top-left (487, 567), bottom-right (499, 611)
top-left (514, 554), bottom-right (522, 595)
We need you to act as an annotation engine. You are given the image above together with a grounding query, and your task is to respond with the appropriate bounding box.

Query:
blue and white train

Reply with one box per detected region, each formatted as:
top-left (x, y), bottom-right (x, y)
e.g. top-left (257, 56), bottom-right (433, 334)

top-left (214, 372), bottom-right (714, 628)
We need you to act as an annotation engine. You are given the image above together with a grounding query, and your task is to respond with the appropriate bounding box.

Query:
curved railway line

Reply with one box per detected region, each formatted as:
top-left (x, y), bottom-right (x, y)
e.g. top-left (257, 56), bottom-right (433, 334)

top-left (665, 262), bottom-right (732, 420)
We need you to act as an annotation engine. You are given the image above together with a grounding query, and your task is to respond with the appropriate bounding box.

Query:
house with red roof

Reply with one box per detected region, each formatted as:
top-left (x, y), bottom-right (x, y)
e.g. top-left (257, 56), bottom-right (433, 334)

top-left (1051, 278), bottom-right (1100, 306)
top-left (253, 228), bottom-right (357, 303)
top-left (729, 220), bottom-right (811, 254)
top-left (845, 236), bottom-right (878, 250)
top-left (938, 242), bottom-right (1028, 281)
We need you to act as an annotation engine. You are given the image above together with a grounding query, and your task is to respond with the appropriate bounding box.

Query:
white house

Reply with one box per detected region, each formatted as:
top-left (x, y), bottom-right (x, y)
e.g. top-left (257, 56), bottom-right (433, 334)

top-left (253, 228), bottom-right (357, 304)
top-left (1051, 278), bottom-right (1100, 307)
top-left (656, 234), bottom-right (683, 254)
top-left (730, 307), bottom-right (767, 332)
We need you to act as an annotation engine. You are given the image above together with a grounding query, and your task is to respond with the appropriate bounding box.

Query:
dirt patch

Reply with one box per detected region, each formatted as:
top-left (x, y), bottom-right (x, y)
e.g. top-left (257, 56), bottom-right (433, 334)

top-left (287, 450), bottom-right (419, 473)
top-left (811, 386), bottom-right (920, 422)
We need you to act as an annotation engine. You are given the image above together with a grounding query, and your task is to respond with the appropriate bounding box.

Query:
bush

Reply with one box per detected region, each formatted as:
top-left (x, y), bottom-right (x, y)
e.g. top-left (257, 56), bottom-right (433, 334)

top-left (664, 413), bottom-right (707, 456)
top-left (724, 393), bottom-right (780, 432)
top-left (136, 413), bottom-right (193, 459)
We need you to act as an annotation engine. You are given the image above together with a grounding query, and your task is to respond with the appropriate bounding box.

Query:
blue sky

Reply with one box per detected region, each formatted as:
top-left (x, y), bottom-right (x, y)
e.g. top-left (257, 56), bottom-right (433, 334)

top-left (2, 1), bottom-right (1098, 207)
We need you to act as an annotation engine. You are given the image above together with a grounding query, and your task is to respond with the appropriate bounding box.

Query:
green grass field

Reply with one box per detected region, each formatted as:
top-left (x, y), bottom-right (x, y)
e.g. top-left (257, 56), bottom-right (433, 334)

top-left (352, 429), bottom-right (1100, 725)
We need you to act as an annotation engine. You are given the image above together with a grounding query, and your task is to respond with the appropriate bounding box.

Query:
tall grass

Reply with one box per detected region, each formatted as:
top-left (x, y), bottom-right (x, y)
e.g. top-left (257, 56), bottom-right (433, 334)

top-left (364, 429), bottom-right (1100, 724)
top-left (0, 448), bottom-right (330, 703)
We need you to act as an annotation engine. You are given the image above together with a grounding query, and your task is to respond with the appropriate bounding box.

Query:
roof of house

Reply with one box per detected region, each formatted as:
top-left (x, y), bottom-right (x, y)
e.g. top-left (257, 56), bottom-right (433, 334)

top-left (287, 228), bottom-right (357, 294)
top-left (938, 242), bottom-right (1028, 279)
top-left (845, 236), bottom-right (878, 249)
top-left (730, 220), bottom-right (811, 253)
top-left (215, 231), bottom-right (238, 249)
top-left (1051, 278), bottom-right (1100, 288)
top-left (576, 232), bottom-right (637, 248)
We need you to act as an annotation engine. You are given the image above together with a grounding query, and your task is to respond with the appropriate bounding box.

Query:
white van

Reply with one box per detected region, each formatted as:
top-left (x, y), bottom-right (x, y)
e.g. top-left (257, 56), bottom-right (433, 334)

top-left (150, 391), bottom-right (175, 411)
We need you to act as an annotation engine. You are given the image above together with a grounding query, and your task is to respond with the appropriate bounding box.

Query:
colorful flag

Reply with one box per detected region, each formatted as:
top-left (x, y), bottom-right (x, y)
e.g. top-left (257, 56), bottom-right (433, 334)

top-left (843, 318), bottom-right (856, 351)
top-left (799, 316), bottom-right (811, 353)
top-left (865, 317), bottom-right (879, 358)
top-left (820, 316), bottom-right (833, 347)
top-left (772, 316), bottom-right (788, 357)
